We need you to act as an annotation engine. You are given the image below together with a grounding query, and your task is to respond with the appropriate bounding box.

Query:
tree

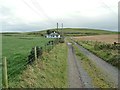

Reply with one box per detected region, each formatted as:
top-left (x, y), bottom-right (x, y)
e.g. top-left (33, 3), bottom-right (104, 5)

top-left (47, 30), bottom-right (51, 35)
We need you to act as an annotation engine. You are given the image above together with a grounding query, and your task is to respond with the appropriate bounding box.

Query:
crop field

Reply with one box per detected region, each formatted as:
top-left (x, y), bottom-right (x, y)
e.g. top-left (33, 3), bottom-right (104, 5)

top-left (2, 34), bottom-right (53, 84)
top-left (73, 34), bottom-right (119, 44)
top-left (73, 34), bottom-right (119, 69)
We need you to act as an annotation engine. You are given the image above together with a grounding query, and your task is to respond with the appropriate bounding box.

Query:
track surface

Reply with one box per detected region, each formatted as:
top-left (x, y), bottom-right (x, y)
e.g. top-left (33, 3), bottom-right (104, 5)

top-left (73, 41), bottom-right (118, 88)
top-left (67, 43), bottom-right (83, 88)
top-left (67, 43), bottom-right (93, 88)
top-left (67, 40), bottom-right (118, 88)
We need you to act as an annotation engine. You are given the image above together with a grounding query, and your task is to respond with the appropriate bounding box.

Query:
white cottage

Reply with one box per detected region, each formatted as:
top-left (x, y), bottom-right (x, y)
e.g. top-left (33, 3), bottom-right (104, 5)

top-left (45, 32), bottom-right (61, 38)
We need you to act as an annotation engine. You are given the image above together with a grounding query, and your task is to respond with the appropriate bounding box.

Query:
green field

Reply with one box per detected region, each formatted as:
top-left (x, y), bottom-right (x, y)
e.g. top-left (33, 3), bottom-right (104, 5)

top-left (1, 28), bottom-right (118, 88)
top-left (2, 34), bottom-right (53, 85)
top-left (33, 28), bottom-right (117, 37)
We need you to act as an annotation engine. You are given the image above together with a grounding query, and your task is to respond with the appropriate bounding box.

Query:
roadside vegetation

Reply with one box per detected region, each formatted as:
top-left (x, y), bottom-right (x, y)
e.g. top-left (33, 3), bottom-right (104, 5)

top-left (9, 43), bottom-right (68, 88)
top-left (73, 44), bottom-right (114, 88)
top-left (73, 40), bottom-right (119, 69)
top-left (2, 35), bottom-right (54, 86)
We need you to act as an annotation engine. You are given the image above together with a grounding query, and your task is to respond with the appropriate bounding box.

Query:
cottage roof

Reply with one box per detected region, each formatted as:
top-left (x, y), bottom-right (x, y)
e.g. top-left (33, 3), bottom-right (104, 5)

top-left (49, 32), bottom-right (59, 35)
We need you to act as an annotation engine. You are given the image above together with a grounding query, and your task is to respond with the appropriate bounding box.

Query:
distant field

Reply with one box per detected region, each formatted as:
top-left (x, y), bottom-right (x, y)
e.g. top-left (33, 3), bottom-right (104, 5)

top-left (73, 34), bottom-right (119, 44)
top-left (26, 28), bottom-right (117, 37)
top-left (73, 34), bottom-right (119, 68)
top-left (2, 35), bottom-right (53, 84)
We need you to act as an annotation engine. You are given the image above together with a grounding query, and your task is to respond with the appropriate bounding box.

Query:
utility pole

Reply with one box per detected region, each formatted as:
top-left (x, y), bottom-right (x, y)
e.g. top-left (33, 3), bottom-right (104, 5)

top-left (62, 23), bottom-right (63, 30)
top-left (62, 23), bottom-right (64, 37)
top-left (57, 23), bottom-right (58, 32)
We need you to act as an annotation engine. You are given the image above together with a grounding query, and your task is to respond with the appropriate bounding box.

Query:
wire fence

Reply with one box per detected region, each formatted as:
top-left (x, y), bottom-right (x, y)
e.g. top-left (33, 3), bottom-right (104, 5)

top-left (2, 38), bottom-right (65, 88)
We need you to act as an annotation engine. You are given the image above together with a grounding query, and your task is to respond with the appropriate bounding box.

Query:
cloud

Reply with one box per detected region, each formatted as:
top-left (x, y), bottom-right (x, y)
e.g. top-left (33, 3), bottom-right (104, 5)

top-left (0, 0), bottom-right (119, 32)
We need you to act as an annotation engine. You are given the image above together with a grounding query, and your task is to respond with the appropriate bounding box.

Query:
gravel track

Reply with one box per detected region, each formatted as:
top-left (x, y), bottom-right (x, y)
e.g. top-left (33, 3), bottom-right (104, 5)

top-left (67, 43), bottom-right (83, 88)
top-left (73, 41), bottom-right (118, 88)
top-left (67, 42), bottom-right (94, 88)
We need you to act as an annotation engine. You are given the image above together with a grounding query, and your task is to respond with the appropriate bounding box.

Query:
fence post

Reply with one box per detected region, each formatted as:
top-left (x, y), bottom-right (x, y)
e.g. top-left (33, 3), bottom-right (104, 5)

top-left (34, 46), bottom-right (37, 60)
top-left (45, 45), bottom-right (46, 52)
top-left (2, 57), bottom-right (8, 88)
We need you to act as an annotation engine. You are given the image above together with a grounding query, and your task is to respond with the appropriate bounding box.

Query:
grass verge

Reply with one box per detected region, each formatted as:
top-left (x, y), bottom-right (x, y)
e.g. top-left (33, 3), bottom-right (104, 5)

top-left (9, 43), bottom-right (68, 88)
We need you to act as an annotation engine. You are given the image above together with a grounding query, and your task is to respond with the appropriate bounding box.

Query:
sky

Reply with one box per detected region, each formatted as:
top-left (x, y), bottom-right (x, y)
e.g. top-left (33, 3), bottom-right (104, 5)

top-left (0, 0), bottom-right (119, 32)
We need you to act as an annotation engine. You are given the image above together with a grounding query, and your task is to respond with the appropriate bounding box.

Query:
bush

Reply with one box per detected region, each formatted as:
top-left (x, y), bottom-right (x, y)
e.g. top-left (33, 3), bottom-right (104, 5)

top-left (59, 38), bottom-right (64, 43)
top-left (109, 55), bottom-right (120, 69)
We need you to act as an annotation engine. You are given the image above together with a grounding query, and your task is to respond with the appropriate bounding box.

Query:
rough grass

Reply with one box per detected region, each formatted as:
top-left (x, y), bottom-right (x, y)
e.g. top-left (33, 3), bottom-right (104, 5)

top-left (74, 40), bottom-right (119, 69)
top-left (9, 43), bottom-right (68, 88)
top-left (73, 44), bottom-right (113, 88)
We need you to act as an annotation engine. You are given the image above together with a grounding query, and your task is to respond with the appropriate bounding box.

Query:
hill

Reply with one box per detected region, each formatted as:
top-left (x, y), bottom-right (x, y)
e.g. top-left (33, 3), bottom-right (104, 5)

top-left (24, 28), bottom-right (117, 37)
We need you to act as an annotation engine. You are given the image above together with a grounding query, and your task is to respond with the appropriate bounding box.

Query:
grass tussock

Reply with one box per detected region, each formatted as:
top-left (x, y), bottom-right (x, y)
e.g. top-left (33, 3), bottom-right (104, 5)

top-left (9, 43), bottom-right (68, 88)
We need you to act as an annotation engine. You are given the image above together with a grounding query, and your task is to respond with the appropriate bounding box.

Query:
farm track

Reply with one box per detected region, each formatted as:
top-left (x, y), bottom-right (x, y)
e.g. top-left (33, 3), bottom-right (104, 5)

top-left (67, 43), bottom-right (93, 88)
top-left (72, 40), bottom-right (119, 88)
top-left (67, 43), bottom-right (83, 88)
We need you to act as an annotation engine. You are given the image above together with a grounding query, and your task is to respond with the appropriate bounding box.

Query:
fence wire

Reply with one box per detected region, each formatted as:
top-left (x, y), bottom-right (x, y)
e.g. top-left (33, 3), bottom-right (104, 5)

top-left (5, 38), bottom-right (65, 85)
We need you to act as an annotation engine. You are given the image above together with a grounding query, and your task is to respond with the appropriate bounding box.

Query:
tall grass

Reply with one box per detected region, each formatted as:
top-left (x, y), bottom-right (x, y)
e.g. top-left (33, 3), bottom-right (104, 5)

top-left (9, 43), bottom-right (68, 88)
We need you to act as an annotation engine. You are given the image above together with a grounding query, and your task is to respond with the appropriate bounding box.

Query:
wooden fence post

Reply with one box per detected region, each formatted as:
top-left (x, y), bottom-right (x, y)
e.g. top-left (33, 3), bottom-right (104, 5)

top-left (34, 46), bottom-right (37, 60)
top-left (2, 57), bottom-right (8, 88)
top-left (45, 45), bottom-right (46, 52)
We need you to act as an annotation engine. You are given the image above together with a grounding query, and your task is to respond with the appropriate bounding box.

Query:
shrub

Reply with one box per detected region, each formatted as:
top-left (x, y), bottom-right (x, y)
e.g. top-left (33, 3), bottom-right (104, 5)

top-left (109, 55), bottom-right (120, 69)
top-left (59, 38), bottom-right (64, 43)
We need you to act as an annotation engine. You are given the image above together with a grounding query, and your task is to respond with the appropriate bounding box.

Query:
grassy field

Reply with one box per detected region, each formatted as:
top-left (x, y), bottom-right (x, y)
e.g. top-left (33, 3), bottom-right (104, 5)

top-left (73, 34), bottom-right (119, 69)
top-left (48, 28), bottom-right (116, 33)
top-left (2, 34), bottom-right (53, 85)
top-left (26, 28), bottom-right (117, 37)
top-left (1, 28), bottom-right (118, 88)
top-left (8, 43), bottom-right (68, 88)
